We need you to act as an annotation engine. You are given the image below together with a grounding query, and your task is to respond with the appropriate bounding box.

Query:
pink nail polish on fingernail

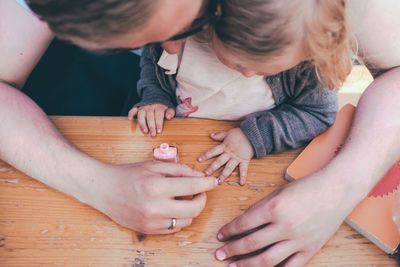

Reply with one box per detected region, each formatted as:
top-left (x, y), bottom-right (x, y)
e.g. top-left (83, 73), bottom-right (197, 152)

top-left (215, 250), bottom-right (226, 261)
top-left (153, 143), bottom-right (178, 163)
top-left (229, 263), bottom-right (237, 267)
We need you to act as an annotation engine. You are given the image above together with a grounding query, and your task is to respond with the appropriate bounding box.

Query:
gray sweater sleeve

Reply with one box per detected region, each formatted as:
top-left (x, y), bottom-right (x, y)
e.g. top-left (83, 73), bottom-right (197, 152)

top-left (241, 64), bottom-right (338, 158)
top-left (134, 46), bottom-right (176, 109)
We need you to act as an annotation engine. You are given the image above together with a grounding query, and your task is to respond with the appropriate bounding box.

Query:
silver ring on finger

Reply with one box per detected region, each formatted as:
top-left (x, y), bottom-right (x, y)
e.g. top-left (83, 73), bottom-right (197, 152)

top-left (168, 218), bottom-right (177, 230)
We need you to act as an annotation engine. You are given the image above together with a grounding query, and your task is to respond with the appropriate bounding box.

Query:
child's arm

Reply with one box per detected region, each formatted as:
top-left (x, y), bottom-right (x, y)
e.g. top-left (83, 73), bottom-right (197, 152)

top-left (199, 63), bottom-right (337, 183)
top-left (128, 46), bottom-right (176, 136)
top-left (241, 63), bottom-right (338, 158)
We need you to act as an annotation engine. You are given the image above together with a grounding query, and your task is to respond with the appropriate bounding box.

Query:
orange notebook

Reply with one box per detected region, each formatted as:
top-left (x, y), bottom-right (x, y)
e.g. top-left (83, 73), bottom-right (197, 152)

top-left (285, 104), bottom-right (400, 254)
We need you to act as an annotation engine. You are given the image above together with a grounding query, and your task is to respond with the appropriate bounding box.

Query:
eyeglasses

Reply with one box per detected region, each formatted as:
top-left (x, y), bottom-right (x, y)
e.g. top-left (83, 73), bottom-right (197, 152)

top-left (98, 0), bottom-right (221, 54)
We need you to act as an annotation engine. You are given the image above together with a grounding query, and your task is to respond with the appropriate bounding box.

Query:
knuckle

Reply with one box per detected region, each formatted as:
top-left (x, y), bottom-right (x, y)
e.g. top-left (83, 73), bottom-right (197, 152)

top-left (223, 166), bottom-right (234, 175)
top-left (259, 252), bottom-right (277, 266)
top-left (267, 199), bottom-right (280, 215)
top-left (141, 204), bottom-right (157, 220)
top-left (235, 215), bottom-right (249, 230)
top-left (245, 235), bottom-right (260, 249)
top-left (204, 151), bottom-right (213, 159)
top-left (140, 179), bottom-right (157, 197)
top-left (140, 224), bottom-right (154, 234)
top-left (214, 158), bottom-right (224, 165)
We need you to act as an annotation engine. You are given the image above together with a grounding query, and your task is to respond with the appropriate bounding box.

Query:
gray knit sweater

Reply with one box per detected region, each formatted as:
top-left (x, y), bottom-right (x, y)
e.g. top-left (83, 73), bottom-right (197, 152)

top-left (135, 46), bottom-right (338, 158)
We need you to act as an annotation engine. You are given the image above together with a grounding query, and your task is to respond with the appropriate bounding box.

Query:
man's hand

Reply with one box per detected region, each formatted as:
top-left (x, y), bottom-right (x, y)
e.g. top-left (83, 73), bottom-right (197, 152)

top-left (93, 161), bottom-right (218, 234)
top-left (215, 174), bottom-right (352, 266)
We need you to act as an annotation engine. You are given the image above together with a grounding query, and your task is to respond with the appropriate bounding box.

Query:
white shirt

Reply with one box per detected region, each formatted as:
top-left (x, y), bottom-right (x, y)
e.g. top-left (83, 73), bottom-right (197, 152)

top-left (157, 37), bottom-right (275, 120)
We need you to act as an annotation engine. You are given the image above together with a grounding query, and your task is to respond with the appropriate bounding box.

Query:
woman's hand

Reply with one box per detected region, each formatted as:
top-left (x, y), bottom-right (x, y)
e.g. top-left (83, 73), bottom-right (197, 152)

top-left (197, 128), bottom-right (254, 185)
top-left (214, 173), bottom-right (355, 266)
top-left (90, 161), bottom-right (217, 234)
top-left (128, 104), bottom-right (175, 136)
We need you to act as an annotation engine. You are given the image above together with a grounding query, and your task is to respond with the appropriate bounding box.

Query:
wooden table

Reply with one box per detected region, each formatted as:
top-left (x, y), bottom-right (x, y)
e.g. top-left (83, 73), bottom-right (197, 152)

top-left (0, 117), bottom-right (397, 266)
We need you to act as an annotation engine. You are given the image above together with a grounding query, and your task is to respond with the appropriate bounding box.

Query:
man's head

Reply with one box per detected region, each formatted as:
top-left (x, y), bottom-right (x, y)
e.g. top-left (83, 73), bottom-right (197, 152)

top-left (27, 0), bottom-right (207, 54)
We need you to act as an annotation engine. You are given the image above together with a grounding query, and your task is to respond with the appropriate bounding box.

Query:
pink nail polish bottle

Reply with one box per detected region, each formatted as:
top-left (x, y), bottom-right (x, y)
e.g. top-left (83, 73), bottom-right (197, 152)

top-left (153, 143), bottom-right (178, 163)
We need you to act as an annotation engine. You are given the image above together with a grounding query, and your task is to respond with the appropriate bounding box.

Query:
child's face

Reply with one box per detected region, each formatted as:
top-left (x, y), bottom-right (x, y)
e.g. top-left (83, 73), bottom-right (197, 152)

top-left (212, 37), bottom-right (308, 77)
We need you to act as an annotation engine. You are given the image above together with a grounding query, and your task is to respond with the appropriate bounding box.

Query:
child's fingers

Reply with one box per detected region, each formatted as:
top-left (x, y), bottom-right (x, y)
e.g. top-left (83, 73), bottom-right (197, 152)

top-left (165, 108), bottom-right (175, 120)
top-left (204, 153), bottom-right (230, 176)
top-left (146, 110), bottom-right (157, 136)
top-left (218, 159), bottom-right (239, 183)
top-left (137, 109), bottom-right (149, 134)
top-left (198, 144), bottom-right (225, 162)
top-left (128, 107), bottom-right (138, 120)
top-left (210, 132), bottom-right (228, 141)
top-left (155, 108), bottom-right (166, 134)
top-left (239, 162), bottom-right (249, 186)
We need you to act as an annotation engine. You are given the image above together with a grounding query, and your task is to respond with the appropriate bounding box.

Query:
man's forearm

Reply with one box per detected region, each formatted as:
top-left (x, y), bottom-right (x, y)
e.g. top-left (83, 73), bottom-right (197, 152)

top-left (322, 67), bottom-right (400, 203)
top-left (0, 82), bottom-right (103, 204)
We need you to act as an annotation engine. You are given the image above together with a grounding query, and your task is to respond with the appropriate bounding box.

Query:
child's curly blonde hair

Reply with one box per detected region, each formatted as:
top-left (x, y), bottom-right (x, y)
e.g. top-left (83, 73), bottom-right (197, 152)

top-left (212, 0), bottom-right (353, 90)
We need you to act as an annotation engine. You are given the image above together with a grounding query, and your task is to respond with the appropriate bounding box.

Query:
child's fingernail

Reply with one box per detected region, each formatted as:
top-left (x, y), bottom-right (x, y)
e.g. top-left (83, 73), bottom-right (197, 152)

top-left (217, 233), bottom-right (224, 240)
top-left (215, 250), bottom-right (226, 261)
top-left (229, 263), bottom-right (237, 267)
top-left (157, 129), bottom-right (161, 133)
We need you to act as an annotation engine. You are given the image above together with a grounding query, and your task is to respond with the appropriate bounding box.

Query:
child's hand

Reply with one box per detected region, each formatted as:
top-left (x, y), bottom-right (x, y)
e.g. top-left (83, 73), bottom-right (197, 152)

top-left (198, 128), bottom-right (254, 185)
top-left (128, 104), bottom-right (175, 136)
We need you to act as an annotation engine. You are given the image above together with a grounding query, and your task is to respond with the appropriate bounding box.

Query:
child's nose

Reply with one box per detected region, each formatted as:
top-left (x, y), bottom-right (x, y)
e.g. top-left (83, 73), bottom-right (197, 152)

top-left (240, 69), bottom-right (257, 78)
top-left (162, 40), bottom-right (184, 54)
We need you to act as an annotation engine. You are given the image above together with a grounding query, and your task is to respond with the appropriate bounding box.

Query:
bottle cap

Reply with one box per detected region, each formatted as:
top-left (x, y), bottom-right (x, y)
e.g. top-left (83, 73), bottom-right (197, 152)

top-left (160, 143), bottom-right (169, 154)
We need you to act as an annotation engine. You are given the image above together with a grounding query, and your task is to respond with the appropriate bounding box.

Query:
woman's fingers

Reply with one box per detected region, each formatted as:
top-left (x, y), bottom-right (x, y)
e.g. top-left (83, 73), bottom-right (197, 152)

top-left (216, 224), bottom-right (285, 262)
top-left (149, 161), bottom-right (205, 177)
top-left (217, 200), bottom-right (274, 242)
top-left (161, 192), bottom-right (209, 219)
top-left (227, 240), bottom-right (299, 267)
top-left (284, 251), bottom-right (312, 267)
top-left (156, 176), bottom-right (218, 197)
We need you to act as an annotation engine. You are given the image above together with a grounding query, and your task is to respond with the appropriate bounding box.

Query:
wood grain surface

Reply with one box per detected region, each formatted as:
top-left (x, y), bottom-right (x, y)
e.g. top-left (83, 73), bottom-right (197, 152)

top-left (0, 116), bottom-right (397, 266)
